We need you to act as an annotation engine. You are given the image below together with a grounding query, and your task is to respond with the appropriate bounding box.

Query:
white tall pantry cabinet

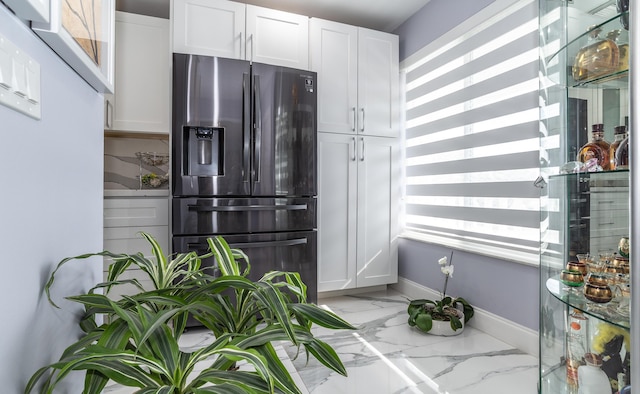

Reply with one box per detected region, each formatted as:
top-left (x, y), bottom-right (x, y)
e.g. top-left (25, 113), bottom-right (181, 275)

top-left (311, 18), bottom-right (400, 292)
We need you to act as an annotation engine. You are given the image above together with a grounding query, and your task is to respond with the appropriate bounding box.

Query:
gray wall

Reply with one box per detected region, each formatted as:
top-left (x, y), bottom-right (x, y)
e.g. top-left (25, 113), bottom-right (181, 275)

top-left (399, 239), bottom-right (539, 330)
top-left (394, 0), bottom-right (540, 331)
top-left (0, 5), bottom-right (103, 392)
top-left (394, 0), bottom-right (496, 61)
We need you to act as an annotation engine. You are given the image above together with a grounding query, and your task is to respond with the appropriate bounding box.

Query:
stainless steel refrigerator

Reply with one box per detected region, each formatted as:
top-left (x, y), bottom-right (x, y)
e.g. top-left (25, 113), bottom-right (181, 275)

top-left (171, 54), bottom-right (318, 305)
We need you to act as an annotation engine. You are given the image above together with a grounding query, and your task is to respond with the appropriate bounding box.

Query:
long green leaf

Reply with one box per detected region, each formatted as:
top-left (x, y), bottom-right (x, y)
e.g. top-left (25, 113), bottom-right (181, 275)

top-left (207, 236), bottom-right (241, 277)
top-left (289, 303), bottom-right (357, 330)
top-left (304, 338), bottom-right (348, 376)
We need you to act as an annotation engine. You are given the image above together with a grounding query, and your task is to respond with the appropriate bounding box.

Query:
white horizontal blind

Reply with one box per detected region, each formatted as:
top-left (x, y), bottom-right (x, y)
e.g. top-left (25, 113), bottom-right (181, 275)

top-left (402, 0), bottom-right (541, 265)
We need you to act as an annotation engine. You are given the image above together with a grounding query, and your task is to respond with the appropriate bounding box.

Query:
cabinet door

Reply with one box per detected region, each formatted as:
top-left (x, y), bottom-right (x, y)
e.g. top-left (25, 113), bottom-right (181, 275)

top-left (317, 133), bottom-right (357, 292)
top-left (356, 136), bottom-right (399, 287)
top-left (309, 18), bottom-right (358, 134)
top-left (172, 0), bottom-right (245, 59)
top-left (357, 28), bottom-right (399, 137)
top-left (246, 5), bottom-right (309, 69)
top-left (110, 12), bottom-right (170, 133)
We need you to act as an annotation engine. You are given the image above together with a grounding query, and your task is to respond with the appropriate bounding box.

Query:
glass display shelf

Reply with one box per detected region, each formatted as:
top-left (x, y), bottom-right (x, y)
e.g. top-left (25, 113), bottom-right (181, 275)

top-left (550, 169), bottom-right (629, 178)
top-left (546, 277), bottom-right (630, 330)
top-left (543, 11), bottom-right (629, 89)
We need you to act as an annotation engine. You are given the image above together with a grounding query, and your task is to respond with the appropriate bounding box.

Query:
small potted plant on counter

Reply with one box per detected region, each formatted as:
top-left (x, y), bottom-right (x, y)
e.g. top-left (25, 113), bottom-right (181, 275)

top-left (406, 252), bottom-right (474, 336)
top-left (26, 232), bottom-right (355, 394)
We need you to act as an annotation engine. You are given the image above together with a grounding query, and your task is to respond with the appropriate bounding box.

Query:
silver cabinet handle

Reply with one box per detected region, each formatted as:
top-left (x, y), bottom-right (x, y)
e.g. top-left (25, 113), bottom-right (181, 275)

top-left (250, 33), bottom-right (254, 62)
top-left (360, 137), bottom-right (365, 161)
top-left (360, 108), bottom-right (365, 132)
top-left (351, 137), bottom-right (356, 161)
top-left (240, 32), bottom-right (243, 59)
top-left (105, 99), bottom-right (113, 128)
top-left (351, 107), bottom-right (356, 131)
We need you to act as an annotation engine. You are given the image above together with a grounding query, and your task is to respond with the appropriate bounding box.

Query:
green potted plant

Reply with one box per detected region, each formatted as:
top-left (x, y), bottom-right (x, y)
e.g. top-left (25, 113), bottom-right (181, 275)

top-left (26, 232), bottom-right (355, 393)
top-left (406, 252), bottom-right (474, 335)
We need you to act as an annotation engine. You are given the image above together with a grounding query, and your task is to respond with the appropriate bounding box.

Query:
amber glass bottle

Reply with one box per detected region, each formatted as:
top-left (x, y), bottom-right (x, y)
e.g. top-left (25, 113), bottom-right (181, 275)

top-left (573, 27), bottom-right (620, 82)
top-left (615, 127), bottom-right (630, 169)
top-left (607, 29), bottom-right (629, 73)
top-left (610, 125), bottom-right (627, 169)
top-left (578, 124), bottom-right (611, 170)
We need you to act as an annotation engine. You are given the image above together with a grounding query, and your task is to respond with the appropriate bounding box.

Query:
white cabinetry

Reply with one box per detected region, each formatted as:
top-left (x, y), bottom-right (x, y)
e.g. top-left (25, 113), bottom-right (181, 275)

top-left (105, 12), bottom-right (170, 134)
top-left (310, 18), bottom-right (399, 137)
top-left (172, 0), bottom-right (244, 59)
top-left (317, 134), bottom-right (399, 292)
top-left (172, 0), bottom-right (309, 69)
top-left (312, 18), bottom-right (399, 293)
top-left (103, 197), bottom-right (169, 299)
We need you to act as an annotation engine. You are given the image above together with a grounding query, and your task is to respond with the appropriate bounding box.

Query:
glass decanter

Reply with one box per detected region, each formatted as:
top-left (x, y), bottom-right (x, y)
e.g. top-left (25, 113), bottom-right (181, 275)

top-left (610, 125), bottom-right (627, 169)
top-left (577, 124), bottom-right (611, 170)
top-left (615, 126), bottom-right (630, 169)
top-left (572, 26), bottom-right (620, 82)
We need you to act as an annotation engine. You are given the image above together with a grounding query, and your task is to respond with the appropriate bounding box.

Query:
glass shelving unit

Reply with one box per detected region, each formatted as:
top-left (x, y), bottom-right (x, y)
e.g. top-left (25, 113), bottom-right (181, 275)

top-left (538, 0), bottom-right (635, 392)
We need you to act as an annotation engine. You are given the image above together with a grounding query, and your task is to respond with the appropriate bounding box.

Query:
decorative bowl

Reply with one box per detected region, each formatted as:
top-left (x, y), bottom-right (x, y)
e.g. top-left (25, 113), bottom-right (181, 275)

top-left (611, 256), bottom-right (629, 267)
top-left (566, 261), bottom-right (588, 276)
top-left (604, 264), bottom-right (626, 275)
top-left (583, 282), bottom-right (613, 303)
top-left (560, 270), bottom-right (584, 287)
top-left (618, 237), bottom-right (630, 258)
top-left (587, 274), bottom-right (609, 286)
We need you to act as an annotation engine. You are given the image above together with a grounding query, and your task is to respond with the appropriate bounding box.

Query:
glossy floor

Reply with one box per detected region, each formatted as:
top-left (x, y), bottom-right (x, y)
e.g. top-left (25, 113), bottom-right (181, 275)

top-left (105, 289), bottom-right (539, 393)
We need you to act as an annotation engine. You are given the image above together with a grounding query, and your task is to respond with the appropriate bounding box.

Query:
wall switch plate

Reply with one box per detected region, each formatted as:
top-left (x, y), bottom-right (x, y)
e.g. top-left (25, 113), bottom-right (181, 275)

top-left (0, 32), bottom-right (41, 120)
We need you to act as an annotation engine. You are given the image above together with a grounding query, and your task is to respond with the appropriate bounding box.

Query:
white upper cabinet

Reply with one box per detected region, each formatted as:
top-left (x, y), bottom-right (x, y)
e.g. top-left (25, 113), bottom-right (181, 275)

top-left (172, 0), bottom-right (245, 59)
top-left (105, 12), bottom-right (170, 134)
top-left (310, 20), bottom-right (358, 134)
top-left (172, 0), bottom-right (309, 69)
top-left (245, 5), bottom-right (309, 69)
top-left (310, 18), bottom-right (399, 137)
top-left (357, 28), bottom-right (399, 137)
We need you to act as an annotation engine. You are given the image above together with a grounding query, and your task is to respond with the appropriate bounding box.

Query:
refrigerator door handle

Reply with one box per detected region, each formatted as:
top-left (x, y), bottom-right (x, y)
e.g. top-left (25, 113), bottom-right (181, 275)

top-left (187, 204), bottom-right (308, 212)
top-left (188, 238), bottom-right (308, 250)
top-left (253, 74), bottom-right (262, 183)
top-left (243, 73), bottom-right (251, 183)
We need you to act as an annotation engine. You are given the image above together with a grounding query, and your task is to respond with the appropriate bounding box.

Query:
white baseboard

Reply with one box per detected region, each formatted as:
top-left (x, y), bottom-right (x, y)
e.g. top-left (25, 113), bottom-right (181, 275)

top-left (318, 285), bottom-right (389, 299)
top-left (390, 277), bottom-right (538, 358)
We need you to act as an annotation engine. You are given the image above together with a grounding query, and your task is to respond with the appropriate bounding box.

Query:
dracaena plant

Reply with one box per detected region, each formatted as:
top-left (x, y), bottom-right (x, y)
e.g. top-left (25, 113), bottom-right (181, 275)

top-left (406, 252), bottom-right (474, 333)
top-left (26, 232), bottom-right (355, 394)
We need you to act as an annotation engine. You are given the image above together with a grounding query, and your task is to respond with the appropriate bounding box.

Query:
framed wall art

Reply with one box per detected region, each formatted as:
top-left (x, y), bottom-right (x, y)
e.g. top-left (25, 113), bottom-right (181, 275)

top-left (32, 0), bottom-right (115, 93)
top-left (3, 0), bottom-right (49, 23)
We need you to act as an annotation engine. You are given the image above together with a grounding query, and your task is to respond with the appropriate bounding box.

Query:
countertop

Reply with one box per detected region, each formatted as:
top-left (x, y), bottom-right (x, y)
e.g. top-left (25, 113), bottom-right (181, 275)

top-left (104, 189), bottom-right (169, 198)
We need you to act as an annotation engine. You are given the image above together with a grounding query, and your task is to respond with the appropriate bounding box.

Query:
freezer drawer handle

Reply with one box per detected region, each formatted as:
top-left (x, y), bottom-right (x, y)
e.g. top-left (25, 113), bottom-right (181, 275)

top-left (187, 204), bottom-right (308, 212)
top-left (187, 238), bottom-right (308, 249)
top-left (229, 238), bottom-right (308, 249)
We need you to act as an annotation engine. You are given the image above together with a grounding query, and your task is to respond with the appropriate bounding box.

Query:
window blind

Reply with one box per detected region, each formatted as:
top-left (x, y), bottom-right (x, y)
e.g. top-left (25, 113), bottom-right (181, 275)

top-left (402, 0), bottom-right (541, 265)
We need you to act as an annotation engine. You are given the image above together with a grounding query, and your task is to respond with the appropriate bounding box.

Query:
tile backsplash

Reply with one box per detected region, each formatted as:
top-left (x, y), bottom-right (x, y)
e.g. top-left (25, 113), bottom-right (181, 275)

top-left (104, 136), bottom-right (169, 190)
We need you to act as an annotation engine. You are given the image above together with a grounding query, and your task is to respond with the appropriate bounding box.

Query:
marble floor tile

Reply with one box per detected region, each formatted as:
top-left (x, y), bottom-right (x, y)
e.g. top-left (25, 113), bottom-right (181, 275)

top-left (105, 289), bottom-right (539, 393)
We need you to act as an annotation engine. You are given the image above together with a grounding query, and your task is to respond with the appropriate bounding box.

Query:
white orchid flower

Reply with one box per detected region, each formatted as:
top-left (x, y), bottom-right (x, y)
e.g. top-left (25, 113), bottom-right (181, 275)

top-left (438, 256), bottom-right (447, 266)
top-left (441, 265), bottom-right (454, 277)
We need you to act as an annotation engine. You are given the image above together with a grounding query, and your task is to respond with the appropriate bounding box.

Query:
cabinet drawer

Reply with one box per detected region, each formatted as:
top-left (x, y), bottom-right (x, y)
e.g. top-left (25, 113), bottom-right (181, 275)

top-left (589, 209), bottom-right (628, 225)
top-left (104, 198), bottom-right (169, 227)
top-left (102, 267), bottom-right (155, 300)
top-left (103, 226), bottom-right (169, 270)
